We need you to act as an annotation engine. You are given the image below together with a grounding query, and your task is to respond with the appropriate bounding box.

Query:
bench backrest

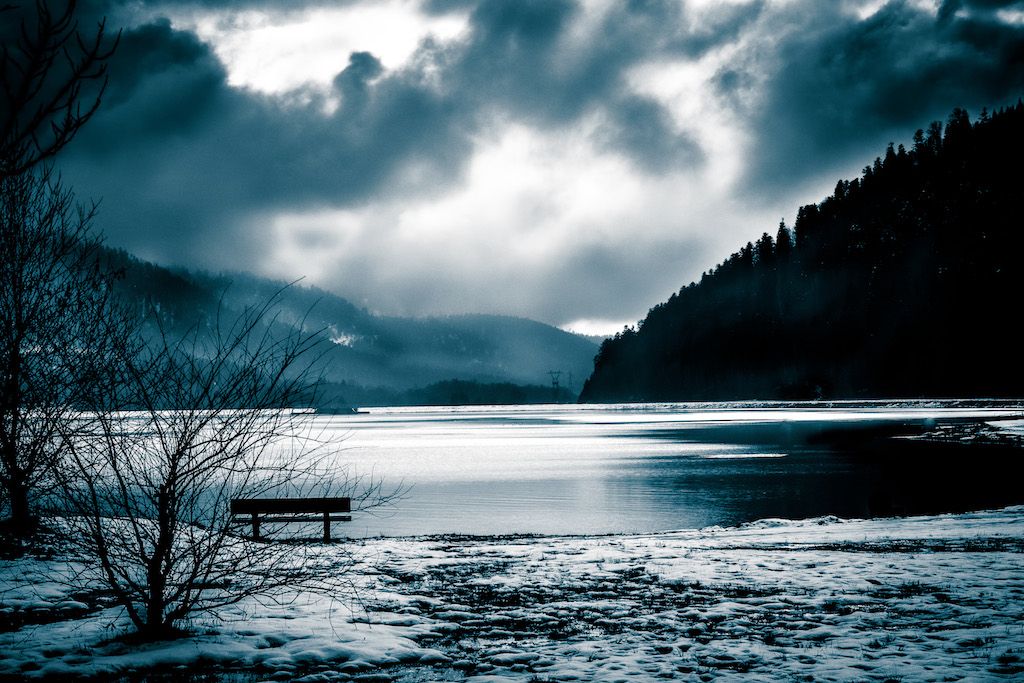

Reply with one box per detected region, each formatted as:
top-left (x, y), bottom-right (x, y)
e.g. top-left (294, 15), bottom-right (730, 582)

top-left (230, 497), bottom-right (351, 514)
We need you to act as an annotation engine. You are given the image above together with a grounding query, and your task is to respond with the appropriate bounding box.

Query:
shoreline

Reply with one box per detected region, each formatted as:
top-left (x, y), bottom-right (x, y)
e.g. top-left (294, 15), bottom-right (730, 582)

top-left (3, 506), bottom-right (1023, 681)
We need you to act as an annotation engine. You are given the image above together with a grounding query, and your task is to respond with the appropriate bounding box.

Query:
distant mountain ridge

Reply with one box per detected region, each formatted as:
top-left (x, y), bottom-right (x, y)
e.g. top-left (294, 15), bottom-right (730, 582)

top-left (581, 102), bottom-right (1024, 402)
top-left (103, 250), bottom-right (597, 406)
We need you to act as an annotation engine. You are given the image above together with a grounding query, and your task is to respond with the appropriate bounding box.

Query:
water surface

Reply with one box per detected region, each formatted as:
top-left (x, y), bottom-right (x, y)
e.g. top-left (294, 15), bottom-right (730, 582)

top-left (300, 402), bottom-right (1024, 537)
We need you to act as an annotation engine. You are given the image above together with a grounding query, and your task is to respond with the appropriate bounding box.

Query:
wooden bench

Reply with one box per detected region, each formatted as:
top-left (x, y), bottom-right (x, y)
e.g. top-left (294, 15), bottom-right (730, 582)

top-left (230, 497), bottom-right (351, 541)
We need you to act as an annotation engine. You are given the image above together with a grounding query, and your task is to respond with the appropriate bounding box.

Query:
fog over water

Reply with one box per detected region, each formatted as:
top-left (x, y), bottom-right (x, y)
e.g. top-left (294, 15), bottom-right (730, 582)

top-left (293, 402), bottom-right (1024, 537)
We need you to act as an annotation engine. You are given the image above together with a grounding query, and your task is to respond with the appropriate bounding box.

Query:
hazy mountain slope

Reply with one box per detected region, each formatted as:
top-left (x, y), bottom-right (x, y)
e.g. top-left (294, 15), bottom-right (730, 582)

top-left (581, 103), bottom-right (1024, 402)
top-left (105, 251), bottom-right (597, 398)
top-left (371, 314), bottom-right (596, 389)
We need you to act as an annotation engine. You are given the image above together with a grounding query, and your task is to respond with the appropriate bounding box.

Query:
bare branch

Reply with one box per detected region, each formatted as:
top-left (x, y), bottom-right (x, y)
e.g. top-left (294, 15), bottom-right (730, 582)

top-left (1, 165), bottom-right (125, 537)
top-left (1, 1), bottom-right (119, 176)
top-left (53, 295), bottom-right (402, 640)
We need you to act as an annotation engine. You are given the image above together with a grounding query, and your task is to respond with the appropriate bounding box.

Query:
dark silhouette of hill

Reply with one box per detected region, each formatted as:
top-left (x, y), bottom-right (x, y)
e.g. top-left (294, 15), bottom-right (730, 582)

top-left (581, 103), bottom-right (1024, 402)
top-left (100, 250), bottom-right (596, 406)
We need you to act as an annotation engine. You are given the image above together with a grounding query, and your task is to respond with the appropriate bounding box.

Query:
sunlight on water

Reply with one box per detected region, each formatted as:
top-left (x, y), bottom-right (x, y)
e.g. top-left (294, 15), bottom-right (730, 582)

top-left (701, 453), bottom-right (786, 459)
top-left (282, 402), bottom-right (1024, 537)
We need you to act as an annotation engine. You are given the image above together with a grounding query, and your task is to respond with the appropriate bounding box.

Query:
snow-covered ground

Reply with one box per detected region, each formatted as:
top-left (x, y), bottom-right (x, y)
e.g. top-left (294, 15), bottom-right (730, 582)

top-left (3, 507), bottom-right (1024, 681)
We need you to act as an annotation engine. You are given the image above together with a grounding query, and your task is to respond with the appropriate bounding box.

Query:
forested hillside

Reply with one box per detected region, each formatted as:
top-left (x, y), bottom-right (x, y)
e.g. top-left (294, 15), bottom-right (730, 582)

top-left (581, 103), bottom-right (1024, 402)
top-left (101, 251), bottom-right (596, 406)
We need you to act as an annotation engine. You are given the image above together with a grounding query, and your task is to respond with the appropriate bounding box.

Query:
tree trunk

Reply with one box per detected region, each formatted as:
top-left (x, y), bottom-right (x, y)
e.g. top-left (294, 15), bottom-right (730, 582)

top-left (4, 473), bottom-right (36, 536)
top-left (1, 321), bottom-right (32, 536)
top-left (138, 600), bottom-right (177, 641)
top-left (144, 586), bottom-right (166, 640)
top-left (143, 485), bottom-right (172, 640)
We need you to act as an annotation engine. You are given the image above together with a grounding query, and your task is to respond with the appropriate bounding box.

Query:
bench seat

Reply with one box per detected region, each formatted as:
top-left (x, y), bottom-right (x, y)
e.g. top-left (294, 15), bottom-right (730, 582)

top-left (230, 497), bottom-right (351, 541)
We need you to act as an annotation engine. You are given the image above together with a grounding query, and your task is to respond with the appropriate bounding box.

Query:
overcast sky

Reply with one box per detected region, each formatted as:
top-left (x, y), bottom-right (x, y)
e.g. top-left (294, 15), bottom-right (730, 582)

top-left (55, 0), bottom-right (1024, 334)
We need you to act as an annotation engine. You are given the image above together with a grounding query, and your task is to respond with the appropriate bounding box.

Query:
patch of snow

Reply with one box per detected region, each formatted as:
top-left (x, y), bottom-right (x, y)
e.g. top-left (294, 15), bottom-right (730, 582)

top-left (2, 507), bottom-right (1024, 680)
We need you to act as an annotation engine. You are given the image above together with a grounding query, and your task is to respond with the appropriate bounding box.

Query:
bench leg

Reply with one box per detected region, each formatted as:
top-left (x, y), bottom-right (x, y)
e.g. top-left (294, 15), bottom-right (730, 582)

top-left (251, 513), bottom-right (261, 540)
top-left (323, 512), bottom-right (331, 542)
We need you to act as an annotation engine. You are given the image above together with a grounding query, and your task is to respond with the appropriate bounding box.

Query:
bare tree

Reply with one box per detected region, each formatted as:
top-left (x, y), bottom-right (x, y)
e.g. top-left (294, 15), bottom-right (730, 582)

top-left (0, 165), bottom-right (120, 536)
top-left (0, 0), bottom-right (120, 538)
top-left (1, 0), bottom-right (118, 177)
top-left (56, 297), bottom-right (400, 640)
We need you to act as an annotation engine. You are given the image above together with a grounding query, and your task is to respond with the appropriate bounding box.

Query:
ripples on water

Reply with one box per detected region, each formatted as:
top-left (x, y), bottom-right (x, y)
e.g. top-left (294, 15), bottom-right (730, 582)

top-left (280, 401), bottom-right (1024, 537)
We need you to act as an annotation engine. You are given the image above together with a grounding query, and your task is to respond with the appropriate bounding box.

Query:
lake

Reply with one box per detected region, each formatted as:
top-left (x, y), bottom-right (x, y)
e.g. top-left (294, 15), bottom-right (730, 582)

top-left (299, 402), bottom-right (1024, 537)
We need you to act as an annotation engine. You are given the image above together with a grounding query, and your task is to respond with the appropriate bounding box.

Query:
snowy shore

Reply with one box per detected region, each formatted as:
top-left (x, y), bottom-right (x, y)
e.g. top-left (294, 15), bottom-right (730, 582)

top-left (3, 507), bottom-right (1024, 681)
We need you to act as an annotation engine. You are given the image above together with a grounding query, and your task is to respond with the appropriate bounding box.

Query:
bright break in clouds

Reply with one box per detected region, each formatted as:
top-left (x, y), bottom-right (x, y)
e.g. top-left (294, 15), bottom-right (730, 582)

top-left (54, 0), bottom-right (1024, 334)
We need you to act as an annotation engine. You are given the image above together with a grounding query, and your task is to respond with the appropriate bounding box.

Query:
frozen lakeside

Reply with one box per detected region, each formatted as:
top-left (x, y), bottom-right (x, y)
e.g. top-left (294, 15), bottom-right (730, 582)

top-left (3, 505), bottom-right (1024, 681)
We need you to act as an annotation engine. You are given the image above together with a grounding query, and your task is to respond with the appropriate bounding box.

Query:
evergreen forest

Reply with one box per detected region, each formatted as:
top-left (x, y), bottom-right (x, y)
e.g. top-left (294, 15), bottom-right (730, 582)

top-left (581, 104), bottom-right (1024, 402)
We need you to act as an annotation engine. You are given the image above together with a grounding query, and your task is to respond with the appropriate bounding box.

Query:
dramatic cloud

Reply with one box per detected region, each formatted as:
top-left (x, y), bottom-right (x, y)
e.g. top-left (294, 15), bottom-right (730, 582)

top-left (50, 0), bottom-right (1024, 332)
top-left (728, 0), bottom-right (1024, 191)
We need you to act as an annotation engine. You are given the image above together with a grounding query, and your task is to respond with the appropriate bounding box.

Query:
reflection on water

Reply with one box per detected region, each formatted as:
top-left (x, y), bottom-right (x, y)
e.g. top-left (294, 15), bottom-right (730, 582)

top-left (296, 402), bottom-right (1024, 537)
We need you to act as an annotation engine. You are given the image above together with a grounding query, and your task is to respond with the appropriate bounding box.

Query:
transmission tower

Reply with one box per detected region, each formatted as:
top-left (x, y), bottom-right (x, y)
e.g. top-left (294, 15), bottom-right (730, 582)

top-left (548, 370), bottom-right (562, 402)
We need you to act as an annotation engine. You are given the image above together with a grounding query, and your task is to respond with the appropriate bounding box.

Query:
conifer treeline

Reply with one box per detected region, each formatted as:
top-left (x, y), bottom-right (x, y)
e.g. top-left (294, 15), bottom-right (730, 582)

top-left (580, 103), bottom-right (1024, 402)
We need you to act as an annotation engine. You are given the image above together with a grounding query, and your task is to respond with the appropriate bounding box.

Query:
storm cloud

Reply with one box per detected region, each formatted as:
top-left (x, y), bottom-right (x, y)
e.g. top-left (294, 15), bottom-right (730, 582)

top-left (730, 0), bottom-right (1024, 191)
top-left (47, 0), bottom-right (1024, 330)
